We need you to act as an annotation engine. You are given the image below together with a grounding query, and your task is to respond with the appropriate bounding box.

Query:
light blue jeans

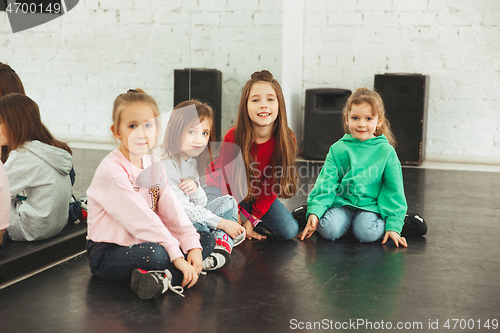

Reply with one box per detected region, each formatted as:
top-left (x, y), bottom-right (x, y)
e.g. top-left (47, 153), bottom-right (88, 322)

top-left (205, 187), bottom-right (299, 241)
top-left (318, 206), bottom-right (385, 243)
top-left (194, 194), bottom-right (239, 252)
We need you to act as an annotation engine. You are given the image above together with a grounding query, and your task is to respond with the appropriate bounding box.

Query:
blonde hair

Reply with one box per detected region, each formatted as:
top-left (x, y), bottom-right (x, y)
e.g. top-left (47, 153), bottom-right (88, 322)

top-left (112, 88), bottom-right (160, 130)
top-left (342, 88), bottom-right (396, 146)
top-left (111, 88), bottom-right (161, 144)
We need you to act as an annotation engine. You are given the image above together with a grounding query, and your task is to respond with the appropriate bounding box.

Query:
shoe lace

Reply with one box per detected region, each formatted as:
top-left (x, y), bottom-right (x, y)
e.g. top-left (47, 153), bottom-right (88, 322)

top-left (168, 283), bottom-right (184, 297)
top-left (149, 270), bottom-right (185, 297)
top-left (204, 256), bottom-right (217, 269)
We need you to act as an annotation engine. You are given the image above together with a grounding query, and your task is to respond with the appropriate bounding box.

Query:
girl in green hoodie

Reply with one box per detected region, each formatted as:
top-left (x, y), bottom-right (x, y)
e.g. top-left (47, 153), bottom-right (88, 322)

top-left (299, 88), bottom-right (408, 248)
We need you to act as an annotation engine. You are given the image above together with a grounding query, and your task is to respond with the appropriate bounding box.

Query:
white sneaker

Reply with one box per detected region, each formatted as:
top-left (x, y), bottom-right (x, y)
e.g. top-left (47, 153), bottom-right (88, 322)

top-left (202, 247), bottom-right (231, 271)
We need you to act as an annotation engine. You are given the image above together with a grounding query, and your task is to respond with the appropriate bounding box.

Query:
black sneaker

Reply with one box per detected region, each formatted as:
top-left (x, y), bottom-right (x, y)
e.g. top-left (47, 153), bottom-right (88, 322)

top-left (130, 268), bottom-right (184, 299)
top-left (202, 246), bottom-right (231, 271)
top-left (401, 213), bottom-right (427, 236)
top-left (292, 205), bottom-right (308, 230)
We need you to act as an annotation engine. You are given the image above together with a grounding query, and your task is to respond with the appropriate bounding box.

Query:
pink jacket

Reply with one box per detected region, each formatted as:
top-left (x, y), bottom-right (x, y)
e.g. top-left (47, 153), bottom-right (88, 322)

top-left (86, 150), bottom-right (201, 261)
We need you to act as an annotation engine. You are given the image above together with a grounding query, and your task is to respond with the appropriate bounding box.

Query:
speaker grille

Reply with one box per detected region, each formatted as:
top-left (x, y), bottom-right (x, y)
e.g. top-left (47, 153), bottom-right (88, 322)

top-left (174, 69), bottom-right (222, 140)
top-left (374, 74), bottom-right (429, 165)
top-left (303, 88), bottom-right (351, 160)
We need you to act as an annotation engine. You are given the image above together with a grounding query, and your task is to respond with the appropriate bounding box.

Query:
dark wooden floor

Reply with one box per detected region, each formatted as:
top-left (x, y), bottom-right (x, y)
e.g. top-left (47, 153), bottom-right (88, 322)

top-left (0, 148), bottom-right (499, 333)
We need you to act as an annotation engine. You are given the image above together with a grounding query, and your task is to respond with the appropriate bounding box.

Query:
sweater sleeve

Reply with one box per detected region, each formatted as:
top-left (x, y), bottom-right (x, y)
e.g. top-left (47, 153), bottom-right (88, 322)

top-left (170, 182), bottom-right (222, 229)
top-left (377, 156), bottom-right (408, 234)
top-left (164, 158), bottom-right (221, 229)
top-left (5, 151), bottom-right (31, 200)
top-left (99, 172), bottom-right (192, 260)
top-left (307, 145), bottom-right (341, 220)
top-left (155, 185), bottom-right (202, 255)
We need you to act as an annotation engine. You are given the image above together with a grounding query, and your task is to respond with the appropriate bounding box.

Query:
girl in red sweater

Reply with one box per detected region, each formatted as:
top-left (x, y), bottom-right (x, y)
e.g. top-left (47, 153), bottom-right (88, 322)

top-left (205, 70), bottom-right (300, 240)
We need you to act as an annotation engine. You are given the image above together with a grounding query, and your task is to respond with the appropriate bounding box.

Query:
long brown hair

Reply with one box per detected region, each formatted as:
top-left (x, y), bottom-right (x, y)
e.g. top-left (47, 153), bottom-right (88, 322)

top-left (0, 62), bottom-right (25, 97)
top-left (342, 88), bottom-right (396, 146)
top-left (234, 70), bottom-right (299, 200)
top-left (0, 94), bottom-right (71, 163)
top-left (162, 100), bottom-right (216, 176)
top-left (0, 62), bottom-right (26, 160)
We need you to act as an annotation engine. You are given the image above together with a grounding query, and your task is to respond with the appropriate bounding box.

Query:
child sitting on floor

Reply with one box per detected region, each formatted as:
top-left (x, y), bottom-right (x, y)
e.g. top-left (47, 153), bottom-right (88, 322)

top-left (161, 100), bottom-right (246, 271)
top-left (86, 89), bottom-right (215, 300)
top-left (299, 88), bottom-right (427, 247)
top-left (0, 93), bottom-right (73, 241)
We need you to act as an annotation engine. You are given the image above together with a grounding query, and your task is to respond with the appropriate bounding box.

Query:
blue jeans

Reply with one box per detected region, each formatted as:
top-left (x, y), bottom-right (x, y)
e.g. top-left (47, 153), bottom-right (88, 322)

top-left (240, 198), bottom-right (298, 241)
top-left (68, 201), bottom-right (82, 223)
top-left (194, 195), bottom-right (239, 252)
top-left (317, 206), bottom-right (385, 243)
top-left (87, 231), bottom-right (215, 286)
top-left (205, 186), bottom-right (299, 241)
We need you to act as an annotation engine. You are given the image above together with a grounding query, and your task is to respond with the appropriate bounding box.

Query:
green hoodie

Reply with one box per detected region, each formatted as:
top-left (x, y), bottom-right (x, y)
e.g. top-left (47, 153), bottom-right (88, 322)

top-left (307, 134), bottom-right (407, 233)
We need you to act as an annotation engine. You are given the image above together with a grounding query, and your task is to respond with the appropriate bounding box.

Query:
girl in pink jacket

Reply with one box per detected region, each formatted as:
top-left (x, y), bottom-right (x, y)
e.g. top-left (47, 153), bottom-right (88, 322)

top-left (86, 89), bottom-right (214, 300)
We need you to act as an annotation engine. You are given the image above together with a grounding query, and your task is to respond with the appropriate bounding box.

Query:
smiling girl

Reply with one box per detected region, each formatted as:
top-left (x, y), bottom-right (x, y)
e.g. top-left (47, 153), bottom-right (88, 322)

top-left (299, 88), bottom-right (408, 247)
top-left (205, 70), bottom-right (300, 241)
top-left (86, 89), bottom-right (214, 300)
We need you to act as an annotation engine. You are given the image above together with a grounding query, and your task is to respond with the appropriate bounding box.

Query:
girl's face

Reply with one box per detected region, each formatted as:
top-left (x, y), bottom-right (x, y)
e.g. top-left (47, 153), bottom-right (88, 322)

top-left (179, 118), bottom-right (211, 161)
top-left (247, 82), bottom-right (279, 130)
top-left (0, 119), bottom-right (8, 146)
top-left (347, 102), bottom-right (383, 142)
top-left (112, 102), bottom-right (157, 163)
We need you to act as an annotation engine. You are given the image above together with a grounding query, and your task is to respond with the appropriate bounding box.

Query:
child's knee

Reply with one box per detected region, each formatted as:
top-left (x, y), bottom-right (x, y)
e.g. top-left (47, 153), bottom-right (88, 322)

top-left (198, 231), bottom-right (216, 254)
top-left (317, 222), bottom-right (345, 241)
top-left (317, 209), bottom-right (350, 241)
top-left (352, 212), bottom-right (385, 243)
top-left (272, 219), bottom-right (299, 240)
top-left (353, 229), bottom-right (384, 243)
top-left (141, 243), bottom-right (171, 266)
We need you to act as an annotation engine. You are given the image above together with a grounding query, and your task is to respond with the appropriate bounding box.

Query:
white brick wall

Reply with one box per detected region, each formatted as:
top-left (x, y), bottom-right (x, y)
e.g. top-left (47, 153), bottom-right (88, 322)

top-left (0, 0), bottom-right (283, 144)
top-left (1, 0), bottom-right (499, 164)
top-left (302, 0), bottom-right (500, 164)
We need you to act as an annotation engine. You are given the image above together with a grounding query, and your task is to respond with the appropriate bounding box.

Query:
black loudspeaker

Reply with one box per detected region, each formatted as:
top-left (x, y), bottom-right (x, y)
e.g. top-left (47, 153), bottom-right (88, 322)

top-left (374, 74), bottom-right (429, 165)
top-left (303, 88), bottom-right (351, 160)
top-left (174, 69), bottom-right (222, 140)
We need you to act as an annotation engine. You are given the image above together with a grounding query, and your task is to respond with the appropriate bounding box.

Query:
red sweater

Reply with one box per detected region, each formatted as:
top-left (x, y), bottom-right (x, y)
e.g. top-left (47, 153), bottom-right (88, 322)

top-left (205, 128), bottom-right (276, 218)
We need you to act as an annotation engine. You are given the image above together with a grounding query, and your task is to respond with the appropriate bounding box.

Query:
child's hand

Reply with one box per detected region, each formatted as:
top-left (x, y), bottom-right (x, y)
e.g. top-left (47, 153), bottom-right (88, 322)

top-left (172, 257), bottom-right (199, 288)
top-left (382, 231), bottom-right (408, 248)
top-left (179, 178), bottom-right (198, 196)
top-left (186, 248), bottom-right (203, 275)
top-left (243, 219), bottom-right (266, 240)
top-left (298, 214), bottom-right (318, 241)
top-left (217, 218), bottom-right (245, 239)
